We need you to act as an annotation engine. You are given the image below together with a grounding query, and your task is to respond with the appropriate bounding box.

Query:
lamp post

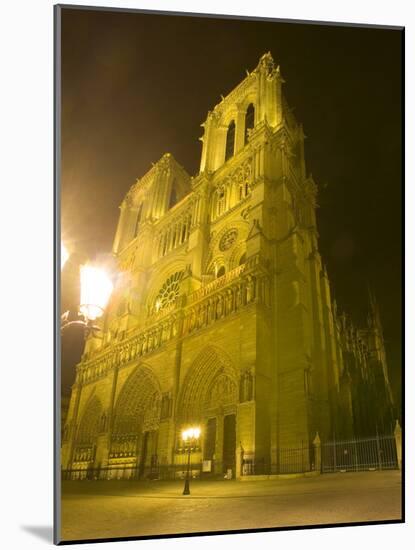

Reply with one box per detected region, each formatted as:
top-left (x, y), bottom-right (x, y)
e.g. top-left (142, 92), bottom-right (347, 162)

top-left (61, 259), bottom-right (114, 338)
top-left (181, 427), bottom-right (201, 495)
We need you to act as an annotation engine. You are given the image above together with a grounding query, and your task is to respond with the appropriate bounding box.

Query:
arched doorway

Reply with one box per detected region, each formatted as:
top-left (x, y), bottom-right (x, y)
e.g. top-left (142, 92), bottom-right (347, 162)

top-left (111, 365), bottom-right (161, 479)
top-left (178, 346), bottom-right (238, 475)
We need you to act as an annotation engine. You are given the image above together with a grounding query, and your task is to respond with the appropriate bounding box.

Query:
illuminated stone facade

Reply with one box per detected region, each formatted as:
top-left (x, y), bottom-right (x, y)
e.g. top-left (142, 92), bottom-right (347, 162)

top-left (61, 53), bottom-right (394, 478)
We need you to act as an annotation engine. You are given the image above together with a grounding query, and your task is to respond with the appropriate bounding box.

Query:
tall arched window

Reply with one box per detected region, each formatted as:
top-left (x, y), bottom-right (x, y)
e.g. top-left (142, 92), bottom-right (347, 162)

top-left (133, 204), bottom-right (143, 238)
top-left (225, 120), bottom-right (236, 161)
top-left (245, 103), bottom-right (255, 144)
top-left (168, 180), bottom-right (178, 209)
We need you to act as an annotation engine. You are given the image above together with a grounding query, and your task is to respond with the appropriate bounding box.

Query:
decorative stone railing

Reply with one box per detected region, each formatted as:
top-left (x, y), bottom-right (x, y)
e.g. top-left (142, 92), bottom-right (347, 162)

top-left (187, 254), bottom-right (260, 305)
top-left (76, 255), bottom-right (269, 386)
top-left (145, 297), bottom-right (180, 322)
top-left (183, 274), bottom-right (259, 336)
top-left (187, 264), bottom-right (246, 304)
top-left (76, 309), bottom-right (181, 384)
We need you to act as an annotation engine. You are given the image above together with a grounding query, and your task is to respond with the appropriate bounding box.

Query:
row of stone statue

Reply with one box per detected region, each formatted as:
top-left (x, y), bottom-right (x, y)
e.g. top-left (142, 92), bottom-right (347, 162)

top-left (77, 274), bottom-right (268, 387)
top-left (183, 275), bottom-right (257, 334)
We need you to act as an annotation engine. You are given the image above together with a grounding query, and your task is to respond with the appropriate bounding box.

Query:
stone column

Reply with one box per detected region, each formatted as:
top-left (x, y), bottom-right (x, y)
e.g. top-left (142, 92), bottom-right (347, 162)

top-left (394, 420), bottom-right (402, 470)
top-left (312, 432), bottom-right (321, 473)
top-left (235, 107), bottom-right (246, 154)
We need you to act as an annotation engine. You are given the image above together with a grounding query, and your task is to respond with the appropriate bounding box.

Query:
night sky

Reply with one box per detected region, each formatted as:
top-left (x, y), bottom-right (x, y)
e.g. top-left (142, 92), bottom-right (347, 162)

top-left (60, 7), bottom-right (403, 405)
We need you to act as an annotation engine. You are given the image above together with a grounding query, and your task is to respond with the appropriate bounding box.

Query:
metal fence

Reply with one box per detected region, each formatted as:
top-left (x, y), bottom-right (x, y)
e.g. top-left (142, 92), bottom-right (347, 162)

top-left (61, 434), bottom-right (399, 481)
top-left (321, 434), bottom-right (398, 473)
top-left (241, 435), bottom-right (398, 476)
top-left (242, 445), bottom-right (313, 476)
top-left (276, 444), bottom-right (313, 474)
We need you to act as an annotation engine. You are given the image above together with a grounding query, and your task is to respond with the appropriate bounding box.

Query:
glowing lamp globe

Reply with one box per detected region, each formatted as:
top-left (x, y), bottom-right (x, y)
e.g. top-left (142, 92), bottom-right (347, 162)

top-left (182, 426), bottom-right (201, 442)
top-left (79, 265), bottom-right (113, 321)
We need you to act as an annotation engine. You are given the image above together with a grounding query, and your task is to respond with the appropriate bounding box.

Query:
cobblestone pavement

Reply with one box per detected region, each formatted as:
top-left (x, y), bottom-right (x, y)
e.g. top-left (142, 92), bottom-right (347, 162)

top-left (60, 470), bottom-right (402, 542)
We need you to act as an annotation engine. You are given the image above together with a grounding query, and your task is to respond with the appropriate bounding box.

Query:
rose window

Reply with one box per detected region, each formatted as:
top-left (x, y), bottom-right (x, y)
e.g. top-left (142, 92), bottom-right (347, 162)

top-left (154, 271), bottom-right (184, 312)
top-left (219, 228), bottom-right (238, 251)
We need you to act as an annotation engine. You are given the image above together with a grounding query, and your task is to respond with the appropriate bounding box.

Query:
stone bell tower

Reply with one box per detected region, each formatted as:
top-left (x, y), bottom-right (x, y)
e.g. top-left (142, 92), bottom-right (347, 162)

top-left (199, 52), bottom-right (284, 174)
top-left (195, 50), bottom-right (347, 467)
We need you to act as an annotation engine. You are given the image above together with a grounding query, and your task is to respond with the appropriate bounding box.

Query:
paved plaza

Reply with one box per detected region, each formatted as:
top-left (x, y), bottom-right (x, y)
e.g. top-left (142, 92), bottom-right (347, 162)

top-left (60, 470), bottom-right (402, 541)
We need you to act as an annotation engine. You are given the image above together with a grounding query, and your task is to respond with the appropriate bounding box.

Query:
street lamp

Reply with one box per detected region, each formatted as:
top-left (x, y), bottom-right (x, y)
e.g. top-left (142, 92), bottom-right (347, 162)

top-left (61, 264), bottom-right (114, 338)
top-left (181, 426), bottom-right (201, 495)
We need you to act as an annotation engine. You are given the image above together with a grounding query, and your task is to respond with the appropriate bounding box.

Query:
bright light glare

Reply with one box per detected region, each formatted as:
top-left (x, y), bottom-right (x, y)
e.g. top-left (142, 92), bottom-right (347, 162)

top-left (61, 243), bottom-right (69, 269)
top-left (79, 265), bottom-right (113, 321)
top-left (182, 426), bottom-right (201, 441)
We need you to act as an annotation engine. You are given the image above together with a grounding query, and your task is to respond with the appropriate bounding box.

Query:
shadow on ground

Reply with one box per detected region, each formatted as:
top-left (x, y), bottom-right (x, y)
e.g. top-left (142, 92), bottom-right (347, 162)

top-left (21, 525), bottom-right (53, 543)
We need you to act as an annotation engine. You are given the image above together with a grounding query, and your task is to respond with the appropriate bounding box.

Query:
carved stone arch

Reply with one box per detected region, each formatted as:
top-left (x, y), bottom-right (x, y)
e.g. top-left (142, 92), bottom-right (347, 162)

top-left (77, 395), bottom-right (103, 445)
top-left (239, 93), bottom-right (257, 114)
top-left (177, 345), bottom-right (238, 423)
top-left (220, 106), bottom-right (239, 127)
top-left (113, 364), bottom-right (162, 435)
top-left (205, 254), bottom-right (226, 278)
top-left (229, 242), bottom-right (247, 270)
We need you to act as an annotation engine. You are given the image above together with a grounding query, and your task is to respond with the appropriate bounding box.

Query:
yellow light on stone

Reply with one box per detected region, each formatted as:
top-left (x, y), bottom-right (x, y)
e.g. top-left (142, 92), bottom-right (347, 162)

top-left (182, 426), bottom-right (201, 442)
top-left (61, 243), bottom-right (69, 270)
top-left (79, 265), bottom-right (113, 321)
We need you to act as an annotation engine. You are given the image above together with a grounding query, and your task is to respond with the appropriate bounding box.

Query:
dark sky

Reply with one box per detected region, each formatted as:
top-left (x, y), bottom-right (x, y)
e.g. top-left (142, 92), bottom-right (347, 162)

top-left (60, 7), bottom-right (403, 403)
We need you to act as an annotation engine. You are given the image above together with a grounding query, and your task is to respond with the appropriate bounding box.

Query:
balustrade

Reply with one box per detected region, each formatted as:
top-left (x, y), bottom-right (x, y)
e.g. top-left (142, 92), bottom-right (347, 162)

top-left (77, 311), bottom-right (181, 385)
top-left (76, 256), bottom-right (267, 386)
top-left (183, 273), bottom-right (259, 336)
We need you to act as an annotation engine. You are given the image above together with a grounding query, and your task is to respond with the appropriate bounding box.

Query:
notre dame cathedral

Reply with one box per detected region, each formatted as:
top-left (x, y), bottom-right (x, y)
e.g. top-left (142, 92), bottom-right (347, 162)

top-left (61, 52), bottom-right (395, 479)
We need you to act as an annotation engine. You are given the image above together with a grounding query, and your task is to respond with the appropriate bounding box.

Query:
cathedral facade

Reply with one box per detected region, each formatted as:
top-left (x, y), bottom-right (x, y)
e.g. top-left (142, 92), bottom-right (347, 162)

top-left (61, 53), bottom-right (394, 478)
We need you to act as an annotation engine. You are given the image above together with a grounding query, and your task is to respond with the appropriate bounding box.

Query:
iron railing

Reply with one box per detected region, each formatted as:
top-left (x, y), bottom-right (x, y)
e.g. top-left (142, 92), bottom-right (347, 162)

top-left (321, 434), bottom-right (397, 473)
top-left (243, 445), bottom-right (313, 476)
top-left (62, 434), bottom-right (399, 480)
